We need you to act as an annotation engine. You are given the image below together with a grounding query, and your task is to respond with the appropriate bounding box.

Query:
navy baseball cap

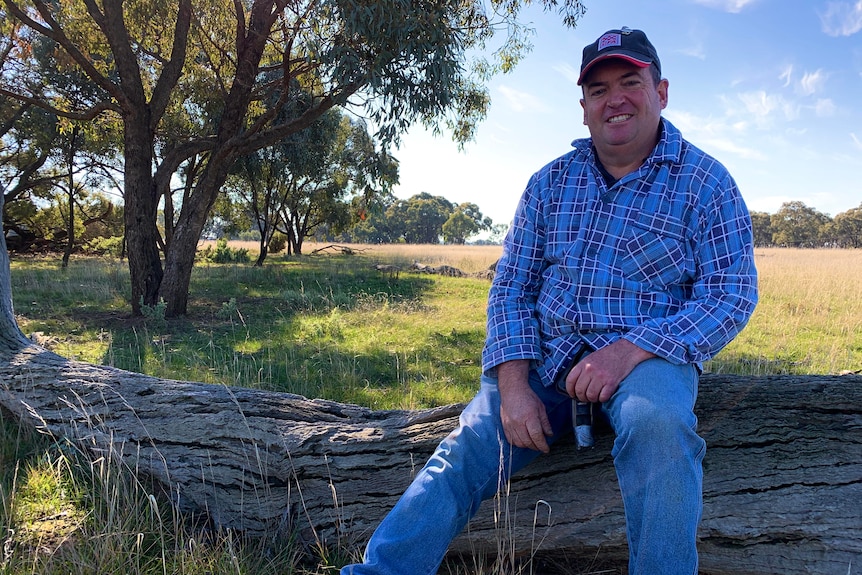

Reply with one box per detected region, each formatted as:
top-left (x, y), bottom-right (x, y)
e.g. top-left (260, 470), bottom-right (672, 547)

top-left (578, 27), bottom-right (661, 85)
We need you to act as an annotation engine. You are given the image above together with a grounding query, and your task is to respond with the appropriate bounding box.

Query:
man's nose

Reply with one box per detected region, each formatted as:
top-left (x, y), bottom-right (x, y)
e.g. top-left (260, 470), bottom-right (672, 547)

top-left (606, 86), bottom-right (626, 106)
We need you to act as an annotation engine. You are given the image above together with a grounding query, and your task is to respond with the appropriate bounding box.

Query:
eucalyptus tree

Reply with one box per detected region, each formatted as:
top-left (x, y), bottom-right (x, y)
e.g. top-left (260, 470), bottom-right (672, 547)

top-left (831, 204), bottom-right (862, 248)
top-left (2, 0), bottom-right (586, 316)
top-left (275, 113), bottom-right (398, 256)
top-left (441, 201), bottom-right (492, 244)
top-left (770, 201), bottom-right (832, 248)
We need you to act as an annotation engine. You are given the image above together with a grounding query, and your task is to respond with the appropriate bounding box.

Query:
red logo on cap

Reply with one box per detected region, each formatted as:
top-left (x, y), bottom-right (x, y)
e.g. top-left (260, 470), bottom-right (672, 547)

top-left (598, 33), bottom-right (621, 51)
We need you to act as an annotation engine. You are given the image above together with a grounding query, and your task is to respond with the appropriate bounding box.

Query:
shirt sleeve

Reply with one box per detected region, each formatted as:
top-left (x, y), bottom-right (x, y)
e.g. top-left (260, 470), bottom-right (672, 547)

top-left (482, 173), bottom-right (547, 374)
top-left (622, 174), bottom-right (759, 364)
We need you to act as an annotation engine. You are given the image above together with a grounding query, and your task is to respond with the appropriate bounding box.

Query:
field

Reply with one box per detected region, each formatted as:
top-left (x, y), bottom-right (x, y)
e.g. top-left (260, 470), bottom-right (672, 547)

top-left (1, 245), bottom-right (861, 574)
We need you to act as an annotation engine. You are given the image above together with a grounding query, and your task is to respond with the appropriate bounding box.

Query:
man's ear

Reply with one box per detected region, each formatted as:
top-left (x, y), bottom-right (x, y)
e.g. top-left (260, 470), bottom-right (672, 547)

top-left (580, 98), bottom-right (587, 125)
top-left (657, 79), bottom-right (669, 110)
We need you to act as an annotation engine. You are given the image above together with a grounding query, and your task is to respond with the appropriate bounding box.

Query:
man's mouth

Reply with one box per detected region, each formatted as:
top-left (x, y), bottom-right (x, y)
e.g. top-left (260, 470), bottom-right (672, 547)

top-left (608, 114), bottom-right (632, 124)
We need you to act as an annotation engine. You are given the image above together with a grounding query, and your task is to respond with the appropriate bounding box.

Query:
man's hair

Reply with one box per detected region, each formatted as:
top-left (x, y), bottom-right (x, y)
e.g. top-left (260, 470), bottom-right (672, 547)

top-left (648, 63), bottom-right (662, 87)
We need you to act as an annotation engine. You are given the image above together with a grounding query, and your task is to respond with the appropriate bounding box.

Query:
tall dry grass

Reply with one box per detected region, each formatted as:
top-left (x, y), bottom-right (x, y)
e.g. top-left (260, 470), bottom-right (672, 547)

top-left (706, 248), bottom-right (862, 375)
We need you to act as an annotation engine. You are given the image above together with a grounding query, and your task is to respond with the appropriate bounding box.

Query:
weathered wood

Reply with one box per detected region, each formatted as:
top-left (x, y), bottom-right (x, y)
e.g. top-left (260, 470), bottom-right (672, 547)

top-left (0, 341), bottom-right (860, 574)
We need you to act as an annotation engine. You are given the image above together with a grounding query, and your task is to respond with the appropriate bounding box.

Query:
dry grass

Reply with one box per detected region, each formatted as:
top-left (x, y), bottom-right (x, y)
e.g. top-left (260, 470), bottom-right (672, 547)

top-left (706, 248), bottom-right (862, 375)
top-left (202, 240), bottom-right (504, 274)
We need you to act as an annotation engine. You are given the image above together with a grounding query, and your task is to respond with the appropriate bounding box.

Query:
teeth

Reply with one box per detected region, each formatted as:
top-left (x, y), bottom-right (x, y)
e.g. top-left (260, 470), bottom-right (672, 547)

top-left (608, 114), bottom-right (631, 123)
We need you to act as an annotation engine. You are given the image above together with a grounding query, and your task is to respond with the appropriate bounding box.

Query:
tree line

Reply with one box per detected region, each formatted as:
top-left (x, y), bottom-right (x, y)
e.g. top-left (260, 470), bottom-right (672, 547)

top-left (751, 201), bottom-right (862, 248)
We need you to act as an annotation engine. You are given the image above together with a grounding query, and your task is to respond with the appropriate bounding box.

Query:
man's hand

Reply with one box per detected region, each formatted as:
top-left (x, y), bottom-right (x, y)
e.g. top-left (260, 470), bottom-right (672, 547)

top-left (497, 360), bottom-right (552, 453)
top-left (564, 339), bottom-right (655, 403)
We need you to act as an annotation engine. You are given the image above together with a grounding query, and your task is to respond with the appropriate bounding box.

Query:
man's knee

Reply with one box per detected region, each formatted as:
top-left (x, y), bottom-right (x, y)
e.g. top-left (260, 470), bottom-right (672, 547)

top-left (608, 359), bottom-right (699, 444)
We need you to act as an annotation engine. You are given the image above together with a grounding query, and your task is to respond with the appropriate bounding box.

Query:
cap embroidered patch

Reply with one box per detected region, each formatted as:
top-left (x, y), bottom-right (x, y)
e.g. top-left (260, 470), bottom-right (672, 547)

top-left (598, 33), bottom-right (622, 51)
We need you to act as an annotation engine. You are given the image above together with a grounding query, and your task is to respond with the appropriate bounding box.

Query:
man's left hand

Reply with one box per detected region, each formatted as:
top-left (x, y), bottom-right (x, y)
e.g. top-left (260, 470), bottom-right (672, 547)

top-left (564, 339), bottom-right (656, 403)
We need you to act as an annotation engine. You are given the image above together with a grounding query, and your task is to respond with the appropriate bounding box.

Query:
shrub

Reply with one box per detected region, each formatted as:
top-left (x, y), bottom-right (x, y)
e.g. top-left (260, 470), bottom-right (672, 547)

top-left (199, 238), bottom-right (251, 264)
top-left (268, 232), bottom-right (287, 254)
top-left (83, 235), bottom-right (124, 257)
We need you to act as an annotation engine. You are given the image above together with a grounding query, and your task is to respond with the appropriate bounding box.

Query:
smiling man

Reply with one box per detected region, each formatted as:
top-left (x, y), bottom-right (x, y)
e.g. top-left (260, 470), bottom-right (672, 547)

top-left (341, 28), bottom-right (758, 575)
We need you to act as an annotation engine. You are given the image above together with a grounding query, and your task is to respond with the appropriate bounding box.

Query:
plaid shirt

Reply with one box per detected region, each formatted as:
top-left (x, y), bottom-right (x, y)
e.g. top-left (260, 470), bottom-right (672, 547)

top-left (483, 118), bottom-right (758, 386)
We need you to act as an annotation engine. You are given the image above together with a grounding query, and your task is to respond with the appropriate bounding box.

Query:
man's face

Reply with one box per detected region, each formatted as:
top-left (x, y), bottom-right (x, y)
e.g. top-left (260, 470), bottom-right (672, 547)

top-left (580, 60), bottom-right (668, 167)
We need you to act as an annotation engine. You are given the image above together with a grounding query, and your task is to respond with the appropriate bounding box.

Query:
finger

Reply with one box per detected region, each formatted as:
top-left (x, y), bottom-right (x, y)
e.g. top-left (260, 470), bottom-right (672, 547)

top-left (573, 372), bottom-right (590, 403)
top-left (565, 364), bottom-right (581, 398)
top-left (539, 407), bottom-right (554, 438)
top-left (526, 420), bottom-right (550, 453)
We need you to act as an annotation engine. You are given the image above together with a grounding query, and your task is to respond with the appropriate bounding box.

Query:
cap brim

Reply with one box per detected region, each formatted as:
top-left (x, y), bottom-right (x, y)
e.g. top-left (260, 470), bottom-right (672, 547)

top-left (577, 53), bottom-right (652, 85)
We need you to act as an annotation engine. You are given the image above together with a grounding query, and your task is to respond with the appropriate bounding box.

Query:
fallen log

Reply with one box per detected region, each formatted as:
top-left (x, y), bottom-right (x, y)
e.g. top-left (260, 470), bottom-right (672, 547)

top-left (1, 340), bottom-right (860, 574)
top-left (0, 240), bottom-right (860, 574)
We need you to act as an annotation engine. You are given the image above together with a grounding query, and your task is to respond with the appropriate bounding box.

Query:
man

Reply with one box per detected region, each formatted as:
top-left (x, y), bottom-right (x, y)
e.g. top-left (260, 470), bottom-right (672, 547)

top-left (341, 27), bottom-right (758, 575)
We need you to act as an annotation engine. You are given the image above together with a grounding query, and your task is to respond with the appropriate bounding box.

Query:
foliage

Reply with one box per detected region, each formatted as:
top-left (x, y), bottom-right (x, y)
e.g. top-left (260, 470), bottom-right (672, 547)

top-left (268, 233), bottom-right (287, 255)
top-left (344, 193), bottom-right (494, 245)
top-left (749, 211), bottom-right (773, 247)
top-left (2, 0), bottom-right (588, 317)
top-left (217, 109), bottom-right (398, 262)
top-left (442, 202), bottom-right (493, 244)
top-left (749, 202), bottom-right (862, 249)
top-left (198, 238), bottom-right (251, 264)
top-left (82, 235), bottom-right (124, 257)
top-left (829, 205), bottom-right (862, 248)
top-left (770, 201), bottom-right (831, 248)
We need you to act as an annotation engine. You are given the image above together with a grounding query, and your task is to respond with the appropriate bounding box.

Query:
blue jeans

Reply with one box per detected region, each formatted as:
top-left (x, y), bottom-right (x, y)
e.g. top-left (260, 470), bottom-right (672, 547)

top-left (340, 358), bottom-right (705, 575)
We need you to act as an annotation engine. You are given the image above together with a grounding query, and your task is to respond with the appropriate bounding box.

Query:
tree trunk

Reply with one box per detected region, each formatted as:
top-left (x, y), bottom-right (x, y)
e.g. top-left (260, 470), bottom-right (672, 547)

top-left (123, 114), bottom-right (164, 314)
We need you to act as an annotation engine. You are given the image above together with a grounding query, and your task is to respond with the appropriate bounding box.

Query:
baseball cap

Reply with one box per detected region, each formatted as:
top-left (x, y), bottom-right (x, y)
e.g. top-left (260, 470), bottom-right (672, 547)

top-left (577, 27), bottom-right (660, 85)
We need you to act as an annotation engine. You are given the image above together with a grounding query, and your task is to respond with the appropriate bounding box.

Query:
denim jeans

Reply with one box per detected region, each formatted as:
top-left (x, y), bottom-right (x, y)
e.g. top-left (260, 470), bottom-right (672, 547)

top-left (340, 358), bottom-right (705, 575)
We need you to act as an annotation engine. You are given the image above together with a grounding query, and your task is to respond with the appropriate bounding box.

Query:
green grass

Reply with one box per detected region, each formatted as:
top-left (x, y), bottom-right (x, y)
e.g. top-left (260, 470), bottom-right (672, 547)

top-left (3, 246), bottom-right (861, 575)
top-left (11, 253), bottom-right (489, 410)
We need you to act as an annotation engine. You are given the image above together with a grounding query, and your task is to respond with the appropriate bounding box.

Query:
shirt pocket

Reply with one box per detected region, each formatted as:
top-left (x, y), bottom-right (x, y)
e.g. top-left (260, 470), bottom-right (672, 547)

top-left (620, 212), bottom-right (691, 288)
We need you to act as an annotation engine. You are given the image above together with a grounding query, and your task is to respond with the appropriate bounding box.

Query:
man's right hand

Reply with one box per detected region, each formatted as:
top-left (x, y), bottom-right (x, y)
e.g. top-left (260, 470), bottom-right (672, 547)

top-left (497, 360), bottom-right (553, 453)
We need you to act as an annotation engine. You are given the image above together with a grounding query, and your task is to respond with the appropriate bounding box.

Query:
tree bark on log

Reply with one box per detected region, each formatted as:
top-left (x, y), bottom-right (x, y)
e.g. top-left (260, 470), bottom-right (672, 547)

top-left (1, 235), bottom-right (860, 574)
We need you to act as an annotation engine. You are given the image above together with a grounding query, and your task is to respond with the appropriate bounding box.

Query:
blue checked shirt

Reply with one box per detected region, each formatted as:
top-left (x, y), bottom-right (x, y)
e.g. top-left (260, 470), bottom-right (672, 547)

top-left (483, 118), bottom-right (758, 387)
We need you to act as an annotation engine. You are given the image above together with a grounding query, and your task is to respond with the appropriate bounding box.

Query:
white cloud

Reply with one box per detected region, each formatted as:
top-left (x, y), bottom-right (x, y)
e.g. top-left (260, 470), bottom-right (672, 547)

top-left (852, 132), bottom-right (862, 151)
top-left (497, 85), bottom-right (549, 113)
top-left (692, 0), bottom-right (758, 13)
top-left (664, 110), bottom-right (767, 161)
top-left (778, 64), bottom-right (793, 88)
top-left (819, 0), bottom-right (862, 36)
top-left (798, 69), bottom-right (827, 96)
top-left (813, 98), bottom-right (837, 117)
top-left (737, 91), bottom-right (799, 125)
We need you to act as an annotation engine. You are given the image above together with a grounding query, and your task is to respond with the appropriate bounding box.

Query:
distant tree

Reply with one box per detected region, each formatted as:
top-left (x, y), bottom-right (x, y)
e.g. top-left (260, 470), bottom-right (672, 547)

top-left (386, 193), bottom-right (454, 244)
top-left (277, 115), bottom-right (398, 256)
top-left (749, 211), bottom-right (774, 247)
top-left (341, 190), bottom-right (398, 244)
top-left (442, 202), bottom-right (492, 244)
top-left (831, 205), bottom-right (862, 248)
top-left (770, 201), bottom-right (832, 248)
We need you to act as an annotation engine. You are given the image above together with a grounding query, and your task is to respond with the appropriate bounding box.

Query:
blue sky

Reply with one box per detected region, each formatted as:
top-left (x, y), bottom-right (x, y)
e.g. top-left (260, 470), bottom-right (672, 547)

top-left (389, 0), bottom-right (862, 227)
